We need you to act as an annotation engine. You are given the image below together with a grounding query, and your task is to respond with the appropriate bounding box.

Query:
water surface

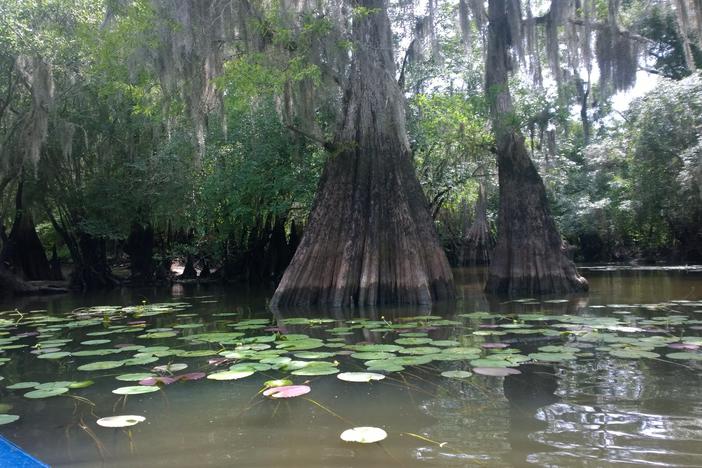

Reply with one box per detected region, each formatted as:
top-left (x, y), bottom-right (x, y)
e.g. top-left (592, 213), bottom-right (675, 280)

top-left (1, 266), bottom-right (701, 467)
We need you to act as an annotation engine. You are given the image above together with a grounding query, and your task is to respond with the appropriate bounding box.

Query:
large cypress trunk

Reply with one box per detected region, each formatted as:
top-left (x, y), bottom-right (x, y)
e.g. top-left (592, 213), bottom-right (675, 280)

top-left (271, 0), bottom-right (454, 307)
top-left (0, 181), bottom-right (52, 281)
top-left (484, 0), bottom-right (588, 295)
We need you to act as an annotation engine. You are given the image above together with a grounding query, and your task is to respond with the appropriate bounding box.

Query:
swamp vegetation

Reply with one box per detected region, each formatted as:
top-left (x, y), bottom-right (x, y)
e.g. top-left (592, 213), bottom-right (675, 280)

top-left (0, 0), bottom-right (701, 466)
top-left (0, 0), bottom-right (700, 299)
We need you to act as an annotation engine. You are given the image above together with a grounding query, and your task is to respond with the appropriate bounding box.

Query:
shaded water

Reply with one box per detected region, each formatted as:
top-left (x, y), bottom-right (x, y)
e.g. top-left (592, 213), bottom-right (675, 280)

top-left (1, 266), bottom-right (701, 467)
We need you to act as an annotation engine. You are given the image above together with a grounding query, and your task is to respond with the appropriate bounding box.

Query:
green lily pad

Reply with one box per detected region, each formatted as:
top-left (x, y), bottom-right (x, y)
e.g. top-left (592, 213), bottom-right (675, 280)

top-left (0, 414), bottom-right (20, 425)
top-left (263, 379), bottom-right (293, 388)
top-left (350, 352), bottom-right (395, 360)
top-left (395, 338), bottom-right (433, 345)
top-left (138, 332), bottom-right (177, 339)
top-left (78, 360), bottom-right (124, 371)
top-left (116, 373), bottom-right (156, 382)
top-left (176, 350), bottom-right (218, 358)
top-left (24, 387), bottom-right (69, 399)
top-left (291, 366), bottom-right (339, 376)
top-left (397, 346), bottom-right (440, 355)
top-left (6, 382), bottom-right (40, 390)
top-left (81, 339), bottom-right (111, 346)
top-left (469, 358), bottom-right (514, 368)
top-left (666, 352), bottom-right (702, 361)
top-left (68, 380), bottom-right (95, 389)
top-left (37, 351), bottom-right (71, 360)
top-left (293, 351), bottom-right (336, 359)
top-left (35, 381), bottom-right (74, 390)
top-left (528, 352), bottom-right (577, 362)
top-left (609, 349), bottom-right (660, 359)
top-left (441, 370), bottom-right (473, 379)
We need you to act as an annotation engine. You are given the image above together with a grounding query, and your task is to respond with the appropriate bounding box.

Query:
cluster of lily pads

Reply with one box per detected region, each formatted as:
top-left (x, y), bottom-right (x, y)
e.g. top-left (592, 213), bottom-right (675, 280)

top-left (0, 298), bottom-right (701, 435)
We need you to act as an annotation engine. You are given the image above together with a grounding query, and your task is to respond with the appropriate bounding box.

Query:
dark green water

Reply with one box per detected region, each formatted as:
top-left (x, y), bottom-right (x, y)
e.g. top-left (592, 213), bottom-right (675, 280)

top-left (1, 266), bottom-right (701, 467)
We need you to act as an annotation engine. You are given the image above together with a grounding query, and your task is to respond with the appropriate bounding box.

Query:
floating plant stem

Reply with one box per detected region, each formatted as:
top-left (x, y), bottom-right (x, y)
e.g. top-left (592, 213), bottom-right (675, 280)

top-left (301, 398), bottom-right (354, 425)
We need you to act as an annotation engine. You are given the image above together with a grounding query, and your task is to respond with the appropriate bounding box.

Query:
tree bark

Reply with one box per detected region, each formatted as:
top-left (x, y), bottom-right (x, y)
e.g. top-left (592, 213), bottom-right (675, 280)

top-left (124, 222), bottom-right (155, 282)
top-left (271, 0), bottom-right (454, 307)
top-left (485, 0), bottom-right (588, 296)
top-left (462, 183), bottom-right (494, 265)
top-left (0, 180), bottom-right (52, 281)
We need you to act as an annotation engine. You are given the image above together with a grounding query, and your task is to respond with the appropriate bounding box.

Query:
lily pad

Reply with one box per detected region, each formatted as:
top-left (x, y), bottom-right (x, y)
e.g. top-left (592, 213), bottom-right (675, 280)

top-left (340, 426), bottom-right (387, 443)
top-left (68, 380), bottom-right (95, 389)
top-left (37, 351), bottom-right (71, 360)
top-left (77, 360), bottom-right (124, 371)
top-left (609, 349), bottom-right (660, 359)
top-left (666, 352), bottom-right (702, 361)
top-left (116, 373), bottom-right (156, 382)
top-left (0, 414), bottom-right (20, 425)
top-left (337, 372), bottom-right (385, 383)
top-left (81, 339), bottom-right (111, 346)
top-left (6, 382), bottom-right (40, 390)
top-left (112, 385), bottom-right (160, 395)
top-left (291, 366), bottom-right (339, 376)
top-left (153, 363), bottom-right (187, 373)
top-left (473, 367), bottom-right (522, 377)
top-left (440, 370), bottom-right (473, 379)
top-left (96, 415), bottom-right (145, 428)
top-left (262, 385), bottom-right (311, 398)
top-left (528, 352), bottom-right (577, 362)
top-left (206, 370), bottom-right (254, 380)
top-left (24, 387), bottom-right (69, 398)
top-left (263, 379), bottom-right (293, 388)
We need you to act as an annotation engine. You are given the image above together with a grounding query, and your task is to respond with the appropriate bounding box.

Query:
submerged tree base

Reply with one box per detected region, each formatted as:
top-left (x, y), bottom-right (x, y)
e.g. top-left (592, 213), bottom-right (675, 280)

top-left (485, 134), bottom-right (588, 297)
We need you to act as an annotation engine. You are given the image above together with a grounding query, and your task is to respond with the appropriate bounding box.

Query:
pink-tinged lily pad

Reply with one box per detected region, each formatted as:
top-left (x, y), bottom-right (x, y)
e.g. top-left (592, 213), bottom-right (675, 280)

top-left (262, 385), bottom-right (311, 399)
top-left (479, 324), bottom-right (499, 328)
top-left (178, 372), bottom-right (206, 381)
top-left (139, 376), bottom-right (177, 386)
top-left (668, 343), bottom-right (700, 350)
top-left (481, 342), bottom-right (509, 349)
top-left (473, 367), bottom-right (522, 377)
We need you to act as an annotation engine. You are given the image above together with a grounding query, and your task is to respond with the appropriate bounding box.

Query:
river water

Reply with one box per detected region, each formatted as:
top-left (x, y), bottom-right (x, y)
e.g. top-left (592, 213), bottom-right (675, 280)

top-left (1, 266), bottom-right (701, 467)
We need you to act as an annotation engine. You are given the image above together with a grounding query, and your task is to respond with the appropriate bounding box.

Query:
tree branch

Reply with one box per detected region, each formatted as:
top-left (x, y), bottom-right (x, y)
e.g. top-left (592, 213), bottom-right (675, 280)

top-left (568, 18), bottom-right (655, 45)
top-left (285, 124), bottom-right (335, 152)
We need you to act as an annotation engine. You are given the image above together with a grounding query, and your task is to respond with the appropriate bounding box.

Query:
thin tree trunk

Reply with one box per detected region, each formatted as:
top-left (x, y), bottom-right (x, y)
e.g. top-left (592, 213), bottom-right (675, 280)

top-left (463, 183), bottom-right (494, 265)
top-left (272, 0), bottom-right (454, 307)
top-left (485, 0), bottom-right (588, 296)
